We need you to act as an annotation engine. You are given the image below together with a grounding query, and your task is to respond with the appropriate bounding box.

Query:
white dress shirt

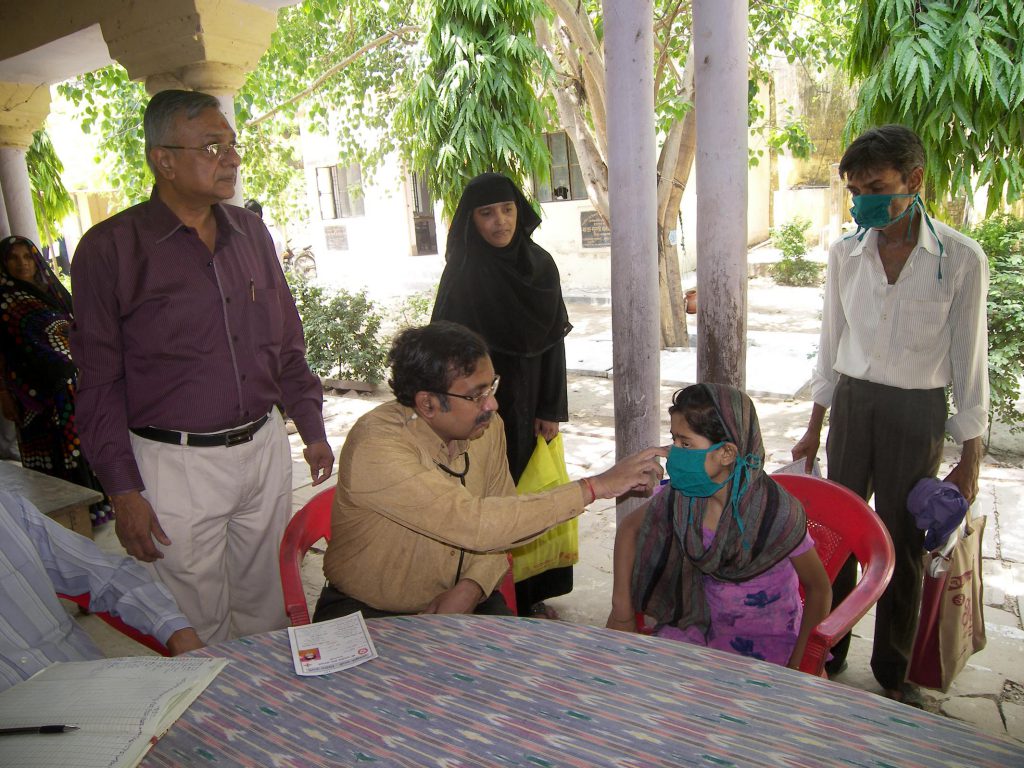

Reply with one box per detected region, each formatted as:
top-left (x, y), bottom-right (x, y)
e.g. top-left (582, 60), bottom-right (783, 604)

top-left (0, 491), bottom-right (190, 692)
top-left (810, 217), bottom-right (989, 444)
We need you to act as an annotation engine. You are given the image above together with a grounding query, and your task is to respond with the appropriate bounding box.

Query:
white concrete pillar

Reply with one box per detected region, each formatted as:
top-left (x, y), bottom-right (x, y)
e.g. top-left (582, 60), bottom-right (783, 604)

top-left (210, 91), bottom-right (243, 207)
top-left (693, 0), bottom-right (748, 389)
top-left (604, 0), bottom-right (660, 520)
top-left (0, 183), bottom-right (10, 236)
top-left (0, 82), bottom-right (49, 244)
top-left (0, 147), bottom-right (39, 243)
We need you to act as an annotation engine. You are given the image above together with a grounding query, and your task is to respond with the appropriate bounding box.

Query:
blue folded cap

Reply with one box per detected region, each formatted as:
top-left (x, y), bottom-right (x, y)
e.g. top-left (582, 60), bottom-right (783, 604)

top-left (907, 477), bottom-right (968, 551)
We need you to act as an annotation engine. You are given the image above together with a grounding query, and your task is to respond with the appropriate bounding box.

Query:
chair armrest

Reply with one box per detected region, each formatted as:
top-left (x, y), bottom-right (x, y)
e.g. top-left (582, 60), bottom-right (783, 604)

top-left (797, 537), bottom-right (895, 676)
top-left (285, 601), bottom-right (312, 627)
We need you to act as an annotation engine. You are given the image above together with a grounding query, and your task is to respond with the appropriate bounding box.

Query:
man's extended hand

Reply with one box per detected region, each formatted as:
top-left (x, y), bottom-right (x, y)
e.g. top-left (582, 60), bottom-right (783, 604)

top-left (166, 628), bottom-right (205, 655)
top-left (304, 440), bottom-right (335, 486)
top-left (422, 579), bottom-right (484, 615)
top-left (112, 491), bottom-right (170, 562)
top-left (944, 436), bottom-right (982, 504)
top-left (590, 446), bottom-right (668, 499)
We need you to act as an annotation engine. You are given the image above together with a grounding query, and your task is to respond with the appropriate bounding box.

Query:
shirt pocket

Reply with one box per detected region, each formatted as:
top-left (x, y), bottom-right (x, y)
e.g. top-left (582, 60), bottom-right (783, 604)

top-left (898, 299), bottom-right (952, 354)
top-left (250, 288), bottom-right (284, 349)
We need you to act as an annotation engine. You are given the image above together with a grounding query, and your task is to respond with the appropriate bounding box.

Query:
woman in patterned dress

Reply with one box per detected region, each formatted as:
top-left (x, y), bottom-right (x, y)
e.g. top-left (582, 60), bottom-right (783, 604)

top-left (0, 235), bottom-right (112, 526)
top-left (607, 383), bottom-right (831, 668)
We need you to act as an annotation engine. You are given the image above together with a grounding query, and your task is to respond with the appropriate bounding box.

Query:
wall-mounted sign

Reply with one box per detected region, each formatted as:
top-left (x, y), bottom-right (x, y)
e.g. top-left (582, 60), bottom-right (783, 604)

top-left (324, 225), bottom-right (349, 251)
top-left (580, 211), bottom-right (611, 248)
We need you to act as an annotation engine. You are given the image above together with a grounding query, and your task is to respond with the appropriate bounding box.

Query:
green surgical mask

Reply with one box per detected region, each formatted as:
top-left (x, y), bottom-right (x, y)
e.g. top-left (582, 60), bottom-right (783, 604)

top-left (845, 192), bottom-right (945, 278)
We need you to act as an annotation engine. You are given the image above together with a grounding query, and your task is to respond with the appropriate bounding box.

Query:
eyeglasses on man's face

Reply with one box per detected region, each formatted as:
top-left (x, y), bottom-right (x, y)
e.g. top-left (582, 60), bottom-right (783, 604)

top-left (432, 375), bottom-right (500, 406)
top-left (160, 143), bottom-right (244, 159)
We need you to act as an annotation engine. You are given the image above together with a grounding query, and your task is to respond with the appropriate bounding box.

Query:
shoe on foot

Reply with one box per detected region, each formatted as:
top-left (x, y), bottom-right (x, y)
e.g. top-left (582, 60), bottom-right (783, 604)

top-left (883, 685), bottom-right (924, 709)
top-left (826, 660), bottom-right (849, 679)
top-left (528, 602), bottom-right (559, 620)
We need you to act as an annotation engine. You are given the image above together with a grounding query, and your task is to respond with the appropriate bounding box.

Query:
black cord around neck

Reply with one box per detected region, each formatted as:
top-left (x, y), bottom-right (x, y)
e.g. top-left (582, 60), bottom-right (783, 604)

top-left (435, 452), bottom-right (470, 486)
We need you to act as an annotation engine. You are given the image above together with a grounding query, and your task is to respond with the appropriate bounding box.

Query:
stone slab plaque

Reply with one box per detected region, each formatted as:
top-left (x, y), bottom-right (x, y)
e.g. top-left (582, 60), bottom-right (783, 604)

top-left (580, 211), bottom-right (611, 248)
top-left (324, 224), bottom-right (349, 251)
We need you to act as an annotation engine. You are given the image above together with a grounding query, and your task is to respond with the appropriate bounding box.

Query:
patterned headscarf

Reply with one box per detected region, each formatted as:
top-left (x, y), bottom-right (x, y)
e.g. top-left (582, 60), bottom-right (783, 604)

top-left (0, 235), bottom-right (76, 414)
top-left (631, 383), bottom-right (807, 636)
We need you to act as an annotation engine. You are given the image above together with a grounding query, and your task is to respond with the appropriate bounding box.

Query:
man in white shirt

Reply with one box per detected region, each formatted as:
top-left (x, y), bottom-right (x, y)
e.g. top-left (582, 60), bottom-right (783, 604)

top-left (0, 490), bottom-right (204, 692)
top-left (792, 125), bottom-right (989, 701)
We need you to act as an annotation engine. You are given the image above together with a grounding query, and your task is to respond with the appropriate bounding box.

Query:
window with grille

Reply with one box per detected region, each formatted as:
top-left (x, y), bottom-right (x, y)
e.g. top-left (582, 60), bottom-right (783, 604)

top-left (316, 163), bottom-right (365, 219)
top-left (533, 132), bottom-right (588, 202)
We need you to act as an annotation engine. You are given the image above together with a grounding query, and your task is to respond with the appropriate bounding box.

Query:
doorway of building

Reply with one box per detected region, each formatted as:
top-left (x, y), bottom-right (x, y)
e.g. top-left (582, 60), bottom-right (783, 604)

top-left (411, 172), bottom-right (438, 255)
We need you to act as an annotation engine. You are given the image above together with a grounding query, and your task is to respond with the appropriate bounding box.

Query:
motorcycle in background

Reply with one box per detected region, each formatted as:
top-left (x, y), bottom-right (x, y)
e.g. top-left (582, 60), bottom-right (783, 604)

top-left (283, 243), bottom-right (317, 280)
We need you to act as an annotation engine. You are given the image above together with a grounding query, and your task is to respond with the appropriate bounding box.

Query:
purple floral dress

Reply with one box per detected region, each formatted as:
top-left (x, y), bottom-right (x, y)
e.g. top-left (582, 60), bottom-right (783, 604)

top-left (657, 529), bottom-right (815, 665)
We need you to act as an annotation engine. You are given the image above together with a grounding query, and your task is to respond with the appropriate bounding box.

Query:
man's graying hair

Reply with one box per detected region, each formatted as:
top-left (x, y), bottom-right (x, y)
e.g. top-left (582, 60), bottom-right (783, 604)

top-left (839, 124), bottom-right (926, 183)
top-left (143, 89), bottom-right (222, 174)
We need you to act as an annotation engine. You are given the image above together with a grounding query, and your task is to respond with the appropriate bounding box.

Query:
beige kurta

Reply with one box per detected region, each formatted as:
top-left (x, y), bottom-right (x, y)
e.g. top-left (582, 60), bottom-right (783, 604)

top-left (323, 400), bottom-right (585, 613)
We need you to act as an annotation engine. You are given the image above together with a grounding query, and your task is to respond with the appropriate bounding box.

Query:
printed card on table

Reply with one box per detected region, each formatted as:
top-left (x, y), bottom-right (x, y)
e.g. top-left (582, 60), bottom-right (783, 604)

top-left (287, 612), bottom-right (378, 676)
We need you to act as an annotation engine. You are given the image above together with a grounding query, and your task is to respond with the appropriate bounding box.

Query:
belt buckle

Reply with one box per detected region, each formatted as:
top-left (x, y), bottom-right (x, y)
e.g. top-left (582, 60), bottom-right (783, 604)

top-left (224, 428), bottom-right (253, 447)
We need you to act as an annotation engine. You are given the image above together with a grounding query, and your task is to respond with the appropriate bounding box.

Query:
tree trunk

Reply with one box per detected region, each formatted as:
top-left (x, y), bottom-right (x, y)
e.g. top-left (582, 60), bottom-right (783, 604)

top-left (657, 229), bottom-right (689, 348)
top-left (654, 43), bottom-right (696, 349)
top-left (768, 73), bottom-right (778, 229)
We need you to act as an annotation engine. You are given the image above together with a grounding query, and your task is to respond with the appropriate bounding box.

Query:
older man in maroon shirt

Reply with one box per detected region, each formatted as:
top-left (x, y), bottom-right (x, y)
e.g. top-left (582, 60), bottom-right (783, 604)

top-left (69, 90), bottom-right (334, 643)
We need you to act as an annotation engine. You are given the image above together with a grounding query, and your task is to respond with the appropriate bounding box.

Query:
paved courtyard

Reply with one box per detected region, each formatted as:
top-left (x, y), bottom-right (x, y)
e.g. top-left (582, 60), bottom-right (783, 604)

top-left (80, 276), bottom-right (1024, 746)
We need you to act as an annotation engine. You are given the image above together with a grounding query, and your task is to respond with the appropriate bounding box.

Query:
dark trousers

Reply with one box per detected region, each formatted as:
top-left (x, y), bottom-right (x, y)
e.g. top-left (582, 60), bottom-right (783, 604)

top-left (312, 583), bottom-right (514, 622)
top-left (825, 376), bottom-right (945, 690)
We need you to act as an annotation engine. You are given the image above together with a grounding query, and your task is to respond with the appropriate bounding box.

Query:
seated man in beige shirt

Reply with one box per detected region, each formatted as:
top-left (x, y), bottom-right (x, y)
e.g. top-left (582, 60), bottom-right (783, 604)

top-left (315, 321), bottom-right (666, 619)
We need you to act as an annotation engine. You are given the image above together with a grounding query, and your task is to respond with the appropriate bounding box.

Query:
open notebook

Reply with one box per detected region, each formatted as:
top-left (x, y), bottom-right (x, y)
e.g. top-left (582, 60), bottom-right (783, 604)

top-left (0, 656), bottom-right (225, 768)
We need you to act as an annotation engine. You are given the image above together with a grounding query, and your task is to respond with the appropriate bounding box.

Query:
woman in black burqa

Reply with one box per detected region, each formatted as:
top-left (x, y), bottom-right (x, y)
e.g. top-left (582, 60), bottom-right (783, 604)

top-left (432, 172), bottom-right (573, 618)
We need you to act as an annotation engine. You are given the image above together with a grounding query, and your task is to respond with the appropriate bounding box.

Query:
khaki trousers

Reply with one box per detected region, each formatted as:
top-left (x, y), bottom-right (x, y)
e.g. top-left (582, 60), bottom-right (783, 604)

top-left (131, 409), bottom-right (292, 643)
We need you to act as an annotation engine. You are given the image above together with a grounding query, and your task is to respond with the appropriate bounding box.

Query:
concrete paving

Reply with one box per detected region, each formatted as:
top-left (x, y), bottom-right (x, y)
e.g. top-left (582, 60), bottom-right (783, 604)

top-left (77, 273), bottom-right (1023, 748)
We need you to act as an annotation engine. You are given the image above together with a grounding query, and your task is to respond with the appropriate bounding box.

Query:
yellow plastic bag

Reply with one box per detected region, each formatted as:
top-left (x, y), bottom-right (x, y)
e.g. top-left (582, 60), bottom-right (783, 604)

top-left (511, 434), bottom-right (579, 582)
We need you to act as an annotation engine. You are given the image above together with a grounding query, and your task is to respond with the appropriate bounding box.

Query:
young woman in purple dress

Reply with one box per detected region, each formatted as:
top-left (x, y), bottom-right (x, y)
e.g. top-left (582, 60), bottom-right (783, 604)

top-left (607, 383), bottom-right (831, 669)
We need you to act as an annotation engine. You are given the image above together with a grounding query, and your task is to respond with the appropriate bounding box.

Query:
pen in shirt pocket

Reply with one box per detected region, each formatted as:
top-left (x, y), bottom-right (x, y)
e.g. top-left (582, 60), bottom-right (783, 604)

top-left (250, 278), bottom-right (255, 302)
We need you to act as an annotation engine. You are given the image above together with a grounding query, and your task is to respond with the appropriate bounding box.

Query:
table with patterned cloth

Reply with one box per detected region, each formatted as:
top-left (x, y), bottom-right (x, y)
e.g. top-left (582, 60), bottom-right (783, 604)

top-left (143, 614), bottom-right (1023, 767)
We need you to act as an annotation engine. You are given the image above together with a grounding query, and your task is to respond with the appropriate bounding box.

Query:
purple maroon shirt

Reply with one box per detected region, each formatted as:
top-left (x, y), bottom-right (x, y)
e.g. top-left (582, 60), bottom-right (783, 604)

top-left (69, 192), bottom-right (326, 495)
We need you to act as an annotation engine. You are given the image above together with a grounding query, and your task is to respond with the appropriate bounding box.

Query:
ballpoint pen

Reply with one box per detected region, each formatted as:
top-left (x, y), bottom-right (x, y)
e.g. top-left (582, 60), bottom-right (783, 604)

top-left (250, 278), bottom-right (255, 301)
top-left (0, 724), bottom-right (80, 735)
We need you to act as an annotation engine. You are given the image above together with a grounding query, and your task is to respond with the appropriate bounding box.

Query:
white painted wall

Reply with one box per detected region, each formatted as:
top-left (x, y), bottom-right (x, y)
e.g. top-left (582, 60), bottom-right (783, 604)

top-left (300, 128), bottom-right (444, 300)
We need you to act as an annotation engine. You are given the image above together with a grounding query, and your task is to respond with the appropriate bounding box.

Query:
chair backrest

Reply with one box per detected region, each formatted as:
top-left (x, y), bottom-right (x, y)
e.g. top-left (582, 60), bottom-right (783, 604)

top-left (773, 474), bottom-right (893, 582)
top-left (58, 592), bottom-right (170, 656)
top-left (772, 474), bottom-right (895, 675)
top-left (279, 487), bottom-right (335, 627)
top-left (279, 486), bottom-right (519, 625)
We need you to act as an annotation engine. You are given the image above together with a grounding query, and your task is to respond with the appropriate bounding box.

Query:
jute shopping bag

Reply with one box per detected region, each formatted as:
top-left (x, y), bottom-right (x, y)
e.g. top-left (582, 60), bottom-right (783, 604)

top-left (906, 509), bottom-right (986, 692)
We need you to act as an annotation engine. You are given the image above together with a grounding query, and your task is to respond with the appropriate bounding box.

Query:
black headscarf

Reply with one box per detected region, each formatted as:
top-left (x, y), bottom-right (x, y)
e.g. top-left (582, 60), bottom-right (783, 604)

top-left (431, 173), bottom-right (571, 357)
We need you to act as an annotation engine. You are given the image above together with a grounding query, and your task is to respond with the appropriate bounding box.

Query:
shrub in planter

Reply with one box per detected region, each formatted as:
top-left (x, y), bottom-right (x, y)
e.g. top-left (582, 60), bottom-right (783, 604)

top-left (770, 217), bottom-right (823, 287)
top-left (967, 214), bottom-right (1024, 433)
top-left (287, 275), bottom-right (388, 384)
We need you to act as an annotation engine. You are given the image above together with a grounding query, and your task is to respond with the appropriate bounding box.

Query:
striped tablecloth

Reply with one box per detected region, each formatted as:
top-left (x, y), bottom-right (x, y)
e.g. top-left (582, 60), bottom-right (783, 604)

top-left (143, 614), bottom-right (1023, 767)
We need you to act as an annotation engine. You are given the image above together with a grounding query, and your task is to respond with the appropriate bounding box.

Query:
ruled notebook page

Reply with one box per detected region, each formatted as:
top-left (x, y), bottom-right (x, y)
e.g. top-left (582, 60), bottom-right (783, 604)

top-left (0, 656), bottom-right (226, 768)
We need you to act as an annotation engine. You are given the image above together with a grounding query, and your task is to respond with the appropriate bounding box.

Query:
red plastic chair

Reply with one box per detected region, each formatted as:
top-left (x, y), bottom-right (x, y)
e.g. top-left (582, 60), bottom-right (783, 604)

top-left (279, 487), bottom-right (518, 626)
top-left (58, 592), bottom-right (170, 656)
top-left (772, 474), bottom-right (895, 676)
top-left (279, 487), bottom-right (335, 626)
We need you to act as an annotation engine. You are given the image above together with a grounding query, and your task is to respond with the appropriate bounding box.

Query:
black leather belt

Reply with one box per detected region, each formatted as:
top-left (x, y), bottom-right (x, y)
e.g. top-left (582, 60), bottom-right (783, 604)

top-left (131, 413), bottom-right (270, 448)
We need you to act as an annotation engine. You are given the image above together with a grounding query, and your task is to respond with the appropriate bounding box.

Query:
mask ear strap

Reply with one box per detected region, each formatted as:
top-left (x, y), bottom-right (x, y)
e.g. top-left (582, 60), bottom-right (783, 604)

top-left (727, 453), bottom-right (762, 548)
top-left (915, 196), bottom-right (945, 279)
